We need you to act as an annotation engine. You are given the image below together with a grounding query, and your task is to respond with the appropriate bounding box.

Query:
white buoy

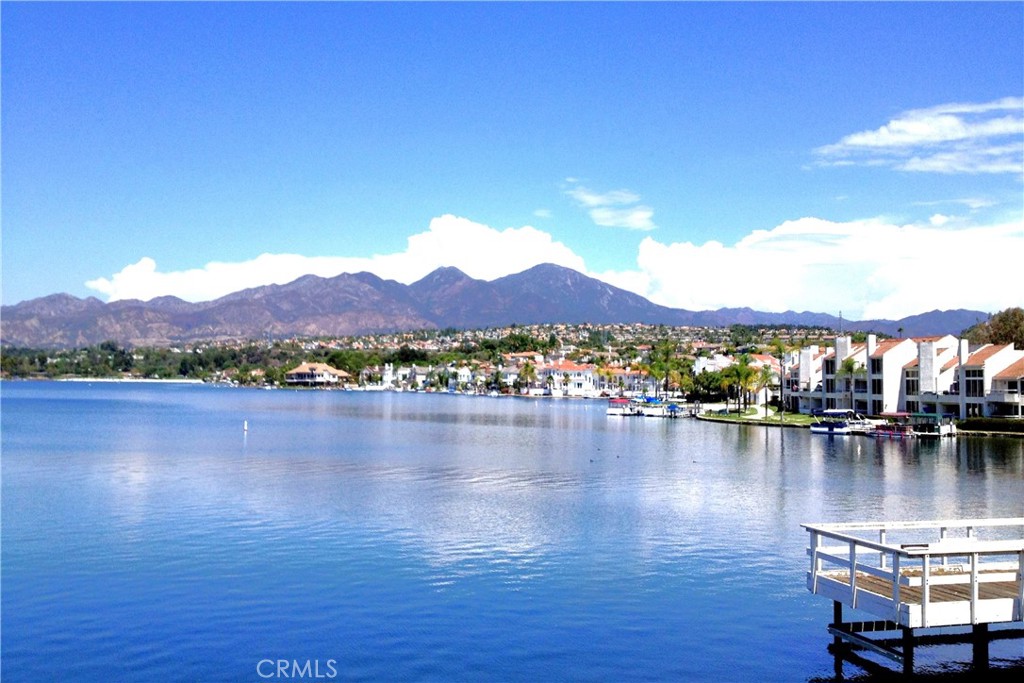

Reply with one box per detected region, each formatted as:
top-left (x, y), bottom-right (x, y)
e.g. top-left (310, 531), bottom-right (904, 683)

top-left (243, 420), bottom-right (248, 432)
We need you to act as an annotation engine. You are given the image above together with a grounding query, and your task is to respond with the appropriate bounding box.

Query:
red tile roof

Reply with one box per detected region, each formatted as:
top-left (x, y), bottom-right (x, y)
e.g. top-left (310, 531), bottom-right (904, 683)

top-left (870, 339), bottom-right (904, 358)
top-left (965, 344), bottom-right (1011, 366)
top-left (994, 357), bottom-right (1024, 380)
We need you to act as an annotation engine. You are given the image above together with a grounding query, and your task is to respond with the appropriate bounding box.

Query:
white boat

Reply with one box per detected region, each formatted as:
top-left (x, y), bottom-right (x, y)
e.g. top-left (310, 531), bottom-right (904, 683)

top-left (810, 409), bottom-right (853, 435)
top-left (817, 409), bottom-right (884, 434)
top-left (606, 397), bottom-right (637, 416)
top-left (909, 413), bottom-right (957, 438)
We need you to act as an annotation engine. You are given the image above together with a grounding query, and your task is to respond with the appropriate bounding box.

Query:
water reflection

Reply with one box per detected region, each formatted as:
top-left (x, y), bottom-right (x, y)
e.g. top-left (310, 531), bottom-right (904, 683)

top-left (3, 383), bottom-right (1022, 682)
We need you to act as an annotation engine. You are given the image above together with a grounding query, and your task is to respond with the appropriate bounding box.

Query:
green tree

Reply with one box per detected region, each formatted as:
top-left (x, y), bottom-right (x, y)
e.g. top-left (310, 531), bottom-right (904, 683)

top-left (519, 362), bottom-right (537, 392)
top-left (754, 364), bottom-right (775, 416)
top-left (965, 307), bottom-right (1024, 348)
top-left (836, 356), bottom-right (863, 410)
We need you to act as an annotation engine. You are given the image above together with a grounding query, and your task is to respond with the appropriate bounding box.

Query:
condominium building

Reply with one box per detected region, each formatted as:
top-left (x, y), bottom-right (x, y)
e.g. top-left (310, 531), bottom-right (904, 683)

top-left (784, 335), bottom-right (1023, 419)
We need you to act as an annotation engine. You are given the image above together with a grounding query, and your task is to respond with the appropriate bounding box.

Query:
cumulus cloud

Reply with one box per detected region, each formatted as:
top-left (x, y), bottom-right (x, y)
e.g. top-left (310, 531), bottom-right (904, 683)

top-left (599, 216), bottom-right (1024, 320)
top-left (86, 212), bottom-right (1022, 321)
top-left (815, 97), bottom-right (1024, 174)
top-left (564, 181), bottom-right (656, 230)
top-left (86, 215), bottom-right (586, 302)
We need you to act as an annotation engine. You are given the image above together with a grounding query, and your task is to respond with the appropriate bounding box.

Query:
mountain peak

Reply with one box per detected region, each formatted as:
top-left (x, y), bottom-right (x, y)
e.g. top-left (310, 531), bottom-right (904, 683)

top-left (411, 266), bottom-right (474, 288)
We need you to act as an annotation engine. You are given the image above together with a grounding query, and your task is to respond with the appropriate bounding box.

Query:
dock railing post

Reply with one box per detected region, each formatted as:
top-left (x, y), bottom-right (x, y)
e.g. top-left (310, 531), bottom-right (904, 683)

top-left (891, 552), bottom-right (901, 622)
top-left (848, 540), bottom-right (858, 607)
top-left (921, 555), bottom-right (930, 628)
top-left (811, 530), bottom-right (822, 592)
top-left (879, 528), bottom-right (887, 569)
top-left (970, 552), bottom-right (979, 625)
top-left (940, 526), bottom-right (948, 567)
top-left (1018, 550), bottom-right (1024, 621)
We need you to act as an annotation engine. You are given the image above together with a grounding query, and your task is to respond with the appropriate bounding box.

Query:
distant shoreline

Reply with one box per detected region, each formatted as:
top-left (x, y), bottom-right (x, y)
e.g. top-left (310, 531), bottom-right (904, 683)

top-left (56, 377), bottom-right (205, 384)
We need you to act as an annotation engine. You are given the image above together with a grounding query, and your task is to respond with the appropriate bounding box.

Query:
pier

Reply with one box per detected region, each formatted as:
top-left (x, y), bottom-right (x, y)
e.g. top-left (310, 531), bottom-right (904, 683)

top-left (802, 518), bottom-right (1024, 676)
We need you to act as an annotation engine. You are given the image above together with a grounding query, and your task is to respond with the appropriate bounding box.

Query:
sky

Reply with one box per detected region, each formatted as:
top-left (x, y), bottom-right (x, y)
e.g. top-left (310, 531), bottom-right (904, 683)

top-left (2, 1), bottom-right (1022, 321)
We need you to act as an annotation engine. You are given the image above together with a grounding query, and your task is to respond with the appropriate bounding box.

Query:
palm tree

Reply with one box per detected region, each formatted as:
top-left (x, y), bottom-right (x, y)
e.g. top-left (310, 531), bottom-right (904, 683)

top-left (836, 356), bottom-right (863, 410)
top-left (649, 340), bottom-right (675, 397)
top-left (754, 364), bottom-right (775, 417)
top-left (519, 362), bottom-right (537, 393)
top-left (726, 354), bottom-right (756, 411)
top-left (719, 365), bottom-right (738, 412)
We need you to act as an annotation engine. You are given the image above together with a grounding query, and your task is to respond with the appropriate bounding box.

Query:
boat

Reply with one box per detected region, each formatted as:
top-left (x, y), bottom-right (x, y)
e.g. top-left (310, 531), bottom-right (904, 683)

top-left (810, 409), bottom-right (853, 435)
top-left (606, 397), bottom-right (638, 416)
top-left (873, 412), bottom-right (916, 438)
top-left (637, 397), bottom-right (669, 417)
top-left (909, 412), bottom-right (957, 438)
top-left (816, 409), bottom-right (883, 434)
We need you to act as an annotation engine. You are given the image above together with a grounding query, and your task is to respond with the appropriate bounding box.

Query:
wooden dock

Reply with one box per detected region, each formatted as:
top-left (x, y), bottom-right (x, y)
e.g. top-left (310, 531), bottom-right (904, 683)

top-left (802, 518), bottom-right (1024, 675)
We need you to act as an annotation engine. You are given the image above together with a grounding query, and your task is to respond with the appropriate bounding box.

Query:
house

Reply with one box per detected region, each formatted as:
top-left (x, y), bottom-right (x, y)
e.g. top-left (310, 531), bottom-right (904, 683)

top-left (285, 362), bottom-right (351, 387)
top-left (958, 344), bottom-right (1024, 418)
top-left (989, 357), bottom-right (1024, 418)
top-left (538, 359), bottom-right (596, 397)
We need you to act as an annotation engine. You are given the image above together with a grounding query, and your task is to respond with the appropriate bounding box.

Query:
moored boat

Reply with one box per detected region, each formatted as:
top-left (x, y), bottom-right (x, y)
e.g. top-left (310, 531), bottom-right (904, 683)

top-left (874, 412), bottom-right (916, 438)
top-left (606, 397), bottom-right (637, 416)
top-left (909, 412), bottom-right (957, 438)
top-left (810, 409), bottom-right (853, 435)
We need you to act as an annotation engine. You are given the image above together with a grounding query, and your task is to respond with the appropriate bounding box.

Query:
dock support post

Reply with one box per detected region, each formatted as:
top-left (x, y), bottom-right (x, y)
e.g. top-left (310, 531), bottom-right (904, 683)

top-left (972, 623), bottom-right (989, 670)
top-left (901, 627), bottom-right (914, 676)
top-left (832, 601), bottom-right (843, 647)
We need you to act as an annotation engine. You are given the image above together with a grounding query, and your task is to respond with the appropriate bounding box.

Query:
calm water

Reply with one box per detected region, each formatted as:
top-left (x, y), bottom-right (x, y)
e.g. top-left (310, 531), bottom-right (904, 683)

top-left (2, 381), bottom-right (1022, 682)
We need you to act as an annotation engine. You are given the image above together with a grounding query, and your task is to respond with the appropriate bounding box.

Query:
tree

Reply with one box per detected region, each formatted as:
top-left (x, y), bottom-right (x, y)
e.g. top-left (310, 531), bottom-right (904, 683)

top-left (724, 354), bottom-right (756, 411)
top-left (720, 366), bottom-right (738, 412)
top-left (754, 364), bottom-right (775, 417)
top-left (836, 356), bottom-right (863, 410)
top-left (965, 307), bottom-right (1024, 349)
top-left (519, 362), bottom-right (537, 393)
top-left (648, 340), bottom-right (676, 397)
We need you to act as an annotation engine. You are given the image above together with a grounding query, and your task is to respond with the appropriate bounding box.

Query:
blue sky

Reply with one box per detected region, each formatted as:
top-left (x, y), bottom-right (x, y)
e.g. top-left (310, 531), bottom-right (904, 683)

top-left (3, 2), bottom-right (1022, 320)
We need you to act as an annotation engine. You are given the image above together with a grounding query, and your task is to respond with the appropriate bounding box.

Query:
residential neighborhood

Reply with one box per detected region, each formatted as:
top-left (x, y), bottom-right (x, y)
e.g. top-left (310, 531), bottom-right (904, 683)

top-left (272, 327), bottom-right (1023, 421)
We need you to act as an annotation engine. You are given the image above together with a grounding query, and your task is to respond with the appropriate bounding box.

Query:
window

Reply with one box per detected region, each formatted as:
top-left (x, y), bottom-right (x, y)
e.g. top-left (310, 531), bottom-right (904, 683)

top-left (905, 369), bottom-right (919, 396)
top-left (966, 368), bottom-right (984, 398)
top-left (825, 379), bottom-right (835, 393)
top-left (870, 358), bottom-right (882, 374)
top-left (906, 401), bottom-right (919, 413)
top-left (824, 359), bottom-right (836, 375)
top-left (871, 379), bottom-right (883, 394)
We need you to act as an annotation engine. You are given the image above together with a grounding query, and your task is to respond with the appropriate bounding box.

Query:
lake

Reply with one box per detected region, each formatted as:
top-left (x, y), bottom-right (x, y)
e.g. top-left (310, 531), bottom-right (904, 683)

top-left (2, 381), bottom-right (1022, 681)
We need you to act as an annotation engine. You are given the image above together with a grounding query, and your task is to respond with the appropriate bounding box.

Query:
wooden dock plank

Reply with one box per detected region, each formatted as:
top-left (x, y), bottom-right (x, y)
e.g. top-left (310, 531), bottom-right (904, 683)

top-left (828, 570), bottom-right (1021, 604)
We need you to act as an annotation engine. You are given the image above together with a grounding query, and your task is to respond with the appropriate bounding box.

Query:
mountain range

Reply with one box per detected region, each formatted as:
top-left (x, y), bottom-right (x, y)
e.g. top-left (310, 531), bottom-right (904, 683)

top-left (0, 263), bottom-right (990, 348)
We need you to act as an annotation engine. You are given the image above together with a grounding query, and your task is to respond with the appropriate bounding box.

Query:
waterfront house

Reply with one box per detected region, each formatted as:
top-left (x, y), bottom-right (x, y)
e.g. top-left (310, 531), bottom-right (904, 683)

top-left (538, 359), bottom-right (596, 397)
top-left (784, 335), bottom-right (1024, 419)
top-left (285, 362), bottom-right (350, 387)
top-left (990, 356), bottom-right (1024, 418)
top-left (958, 343), bottom-right (1024, 418)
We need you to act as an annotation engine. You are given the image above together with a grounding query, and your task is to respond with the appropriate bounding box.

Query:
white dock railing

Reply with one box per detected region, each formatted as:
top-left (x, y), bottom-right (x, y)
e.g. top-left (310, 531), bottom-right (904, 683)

top-left (802, 518), bottom-right (1024, 628)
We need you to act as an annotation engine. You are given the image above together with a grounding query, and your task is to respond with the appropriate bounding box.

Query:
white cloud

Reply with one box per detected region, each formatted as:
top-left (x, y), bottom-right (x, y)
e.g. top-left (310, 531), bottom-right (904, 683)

top-left (816, 97), bottom-right (1024, 174)
top-left (533, 208), bottom-right (552, 218)
top-left (564, 181), bottom-right (657, 230)
top-left (87, 213), bottom-right (1023, 322)
top-left (86, 215), bottom-right (586, 302)
top-left (598, 216), bottom-right (1024, 320)
top-left (589, 206), bottom-right (656, 231)
top-left (565, 187), bottom-right (641, 208)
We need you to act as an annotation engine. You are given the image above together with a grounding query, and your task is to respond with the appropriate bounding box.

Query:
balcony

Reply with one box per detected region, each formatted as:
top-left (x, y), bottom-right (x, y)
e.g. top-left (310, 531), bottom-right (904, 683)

top-left (987, 390), bottom-right (1023, 404)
